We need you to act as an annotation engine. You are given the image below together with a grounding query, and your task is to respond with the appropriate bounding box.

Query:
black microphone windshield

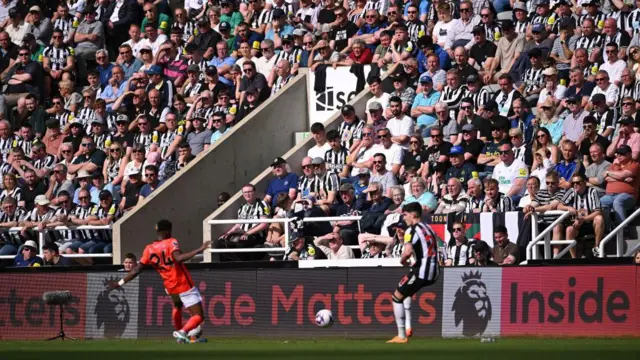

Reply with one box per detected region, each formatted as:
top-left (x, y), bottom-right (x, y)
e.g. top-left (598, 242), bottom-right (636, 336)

top-left (43, 291), bottom-right (72, 305)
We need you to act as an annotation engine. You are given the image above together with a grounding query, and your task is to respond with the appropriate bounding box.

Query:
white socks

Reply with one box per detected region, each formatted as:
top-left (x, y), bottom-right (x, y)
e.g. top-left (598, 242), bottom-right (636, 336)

top-left (393, 300), bottom-right (406, 339)
top-left (403, 297), bottom-right (412, 331)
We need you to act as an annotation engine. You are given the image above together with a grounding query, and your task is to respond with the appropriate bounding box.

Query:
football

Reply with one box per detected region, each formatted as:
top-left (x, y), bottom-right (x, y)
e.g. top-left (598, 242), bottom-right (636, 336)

top-left (315, 309), bottom-right (334, 328)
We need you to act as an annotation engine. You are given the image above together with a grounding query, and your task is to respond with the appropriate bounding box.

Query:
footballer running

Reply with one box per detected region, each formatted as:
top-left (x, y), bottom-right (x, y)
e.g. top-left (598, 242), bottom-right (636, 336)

top-left (388, 202), bottom-right (440, 343)
top-left (109, 219), bottom-right (211, 343)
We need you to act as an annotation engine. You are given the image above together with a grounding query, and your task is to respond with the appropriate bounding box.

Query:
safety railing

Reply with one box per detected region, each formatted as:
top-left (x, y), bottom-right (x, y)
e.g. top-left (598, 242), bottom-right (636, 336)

top-left (527, 211), bottom-right (573, 261)
top-left (206, 216), bottom-right (363, 256)
top-left (599, 206), bottom-right (640, 258)
top-left (0, 225), bottom-right (113, 260)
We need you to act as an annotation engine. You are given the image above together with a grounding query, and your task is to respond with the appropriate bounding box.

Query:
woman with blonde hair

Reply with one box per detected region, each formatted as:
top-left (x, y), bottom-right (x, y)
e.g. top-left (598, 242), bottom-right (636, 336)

top-left (536, 98), bottom-right (563, 144)
top-left (628, 46), bottom-right (640, 80)
top-left (0, 173), bottom-right (24, 208)
top-left (103, 141), bottom-right (127, 203)
top-left (532, 127), bottom-right (559, 170)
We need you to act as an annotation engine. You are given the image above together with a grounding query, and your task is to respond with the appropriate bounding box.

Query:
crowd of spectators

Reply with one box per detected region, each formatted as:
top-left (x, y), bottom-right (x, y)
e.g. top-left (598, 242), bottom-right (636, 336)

top-left (3, 0), bottom-right (640, 265)
top-left (212, 0), bottom-right (640, 264)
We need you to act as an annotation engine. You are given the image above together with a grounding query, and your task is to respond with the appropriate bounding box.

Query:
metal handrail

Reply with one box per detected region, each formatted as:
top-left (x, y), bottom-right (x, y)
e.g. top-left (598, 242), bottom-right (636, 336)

top-left (526, 211), bottom-right (571, 260)
top-left (0, 225), bottom-right (113, 260)
top-left (598, 206), bottom-right (640, 258)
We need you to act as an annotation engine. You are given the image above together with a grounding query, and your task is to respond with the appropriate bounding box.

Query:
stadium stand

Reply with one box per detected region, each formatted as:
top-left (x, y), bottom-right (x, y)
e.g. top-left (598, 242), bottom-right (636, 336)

top-left (1, 0), bottom-right (640, 268)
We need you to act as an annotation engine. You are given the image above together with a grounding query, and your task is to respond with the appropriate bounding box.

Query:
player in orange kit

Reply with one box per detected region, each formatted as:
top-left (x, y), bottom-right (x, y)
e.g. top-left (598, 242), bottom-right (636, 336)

top-left (109, 219), bottom-right (211, 343)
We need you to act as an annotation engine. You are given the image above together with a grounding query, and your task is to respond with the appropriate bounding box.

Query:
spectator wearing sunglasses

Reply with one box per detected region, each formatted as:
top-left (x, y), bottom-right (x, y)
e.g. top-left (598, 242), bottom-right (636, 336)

top-left (68, 136), bottom-right (107, 176)
top-left (578, 116), bottom-right (610, 166)
top-left (444, 221), bottom-right (473, 266)
top-left (12, 239), bottom-right (43, 267)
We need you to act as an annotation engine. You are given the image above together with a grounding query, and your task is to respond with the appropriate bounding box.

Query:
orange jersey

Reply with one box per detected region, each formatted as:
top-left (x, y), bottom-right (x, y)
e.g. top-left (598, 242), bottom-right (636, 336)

top-left (139, 238), bottom-right (194, 294)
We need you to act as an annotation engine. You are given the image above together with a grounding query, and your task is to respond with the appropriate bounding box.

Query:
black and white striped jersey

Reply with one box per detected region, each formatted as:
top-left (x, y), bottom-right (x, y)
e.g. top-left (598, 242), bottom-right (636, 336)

top-left (54, 111), bottom-right (74, 132)
top-left (532, 188), bottom-right (566, 222)
top-left (90, 204), bottom-right (122, 243)
top-left (607, 10), bottom-right (632, 35)
top-left (575, 33), bottom-right (604, 59)
top-left (515, 19), bottom-right (528, 34)
top-left (92, 132), bottom-right (113, 152)
top-left (312, 171), bottom-right (340, 200)
top-left (297, 175), bottom-right (315, 198)
top-left (390, 238), bottom-right (404, 258)
top-left (252, 9), bottom-right (273, 29)
top-left (53, 16), bottom-right (74, 41)
top-left (272, 3), bottom-right (295, 17)
top-left (0, 187), bottom-right (23, 204)
top-left (12, 136), bottom-right (36, 156)
top-left (0, 207), bottom-right (27, 246)
top-left (106, 159), bottom-right (120, 183)
top-left (479, 193), bottom-right (514, 212)
top-left (363, 0), bottom-right (389, 15)
top-left (33, 154), bottom-right (57, 171)
top-left (324, 147), bottom-right (349, 175)
top-left (446, 240), bottom-right (472, 266)
top-left (271, 74), bottom-right (294, 95)
top-left (184, 80), bottom-right (206, 98)
top-left (0, 135), bottom-right (17, 162)
top-left (465, 196), bottom-right (483, 213)
top-left (591, 108), bottom-right (617, 139)
top-left (464, 87), bottom-right (490, 110)
top-left (273, 47), bottom-right (303, 65)
top-left (522, 67), bottom-right (544, 93)
top-left (134, 131), bottom-right (160, 152)
top-left (427, 0), bottom-right (457, 23)
top-left (338, 118), bottom-right (365, 150)
top-left (578, 11), bottom-right (607, 30)
top-left (530, 14), bottom-right (550, 26)
top-left (629, 9), bottom-right (640, 36)
top-left (69, 204), bottom-right (98, 240)
top-left (441, 84), bottom-right (468, 119)
top-left (174, 21), bottom-right (197, 42)
top-left (406, 222), bottom-right (439, 280)
top-left (76, 107), bottom-right (96, 134)
top-left (407, 20), bottom-right (427, 43)
top-left (237, 198), bottom-right (270, 233)
top-left (361, 247), bottom-right (387, 258)
top-left (480, 22), bottom-right (502, 42)
top-left (43, 45), bottom-right (74, 71)
top-left (187, 58), bottom-right (207, 81)
top-left (618, 81), bottom-right (640, 108)
top-left (159, 125), bottom-right (185, 160)
top-left (560, 187), bottom-right (601, 213)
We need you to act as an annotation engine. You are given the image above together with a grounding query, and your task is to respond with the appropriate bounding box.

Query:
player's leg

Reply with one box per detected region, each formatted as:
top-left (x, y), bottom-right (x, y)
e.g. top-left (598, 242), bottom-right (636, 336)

top-left (170, 294), bottom-right (184, 331)
top-left (388, 273), bottom-right (420, 343)
top-left (173, 287), bottom-right (205, 342)
top-left (403, 297), bottom-right (413, 337)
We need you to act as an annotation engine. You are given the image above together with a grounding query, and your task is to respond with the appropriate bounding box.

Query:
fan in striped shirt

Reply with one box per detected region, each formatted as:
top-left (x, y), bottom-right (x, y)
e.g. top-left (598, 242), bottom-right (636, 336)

top-left (324, 129), bottom-right (350, 177)
top-left (270, 59), bottom-right (294, 95)
top-left (251, 7), bottom-right (272, 33)
top-left (618, 70), bottom-right (640, 109)
top-left (338, 105), bottom-right (365, 153)
top-left (464, 75), bottom-right (490, 111)
top-left (0, 120), bottom-right (17, 162)
top-left (523, 171), bottom-right (566, 225)
top-left (557, 174), bottom-right (605, 258)
top-left (311, 157), bottom-right (340, 208)
top-left (43, 29), bottom-right (75, 88)
top-left (52, 5), bottom-right (75, 44)
top-left (173, 14), bottom-right (197, 43)
top-left (575, 19), bottom-right (604, 60)
top-left (578, 2), bottom-right (607, 32)
top-left (406, 4), bottom-right (427, 43)
top-left (12, 124), bottom-right (37, 156)
top-left (0, 197), bottom-right (27, 255)
top-left (52, 97), bottom-right (75, 133)
top-left (297, 156), bottom-right (316, 199)
top-left (520, 48), bottom-right (545, 100)
top-left (29, 143), bottom-right (57, 176)
top-left (480, 178), bottom-right (515, 212)
top-left (444, 222), bottom-right (473, 266)
top-left (440, 69), bottom-right (468, 120)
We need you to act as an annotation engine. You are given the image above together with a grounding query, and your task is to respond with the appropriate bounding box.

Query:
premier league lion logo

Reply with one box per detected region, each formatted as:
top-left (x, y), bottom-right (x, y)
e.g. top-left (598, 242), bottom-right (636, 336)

top-left (95, 276), bottom-right (131, 338)
top-left (452, 271), bottom-right (492, 337)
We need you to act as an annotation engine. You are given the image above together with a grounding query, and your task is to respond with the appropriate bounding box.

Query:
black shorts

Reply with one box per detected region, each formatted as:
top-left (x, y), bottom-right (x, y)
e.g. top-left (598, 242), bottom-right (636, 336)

top-left (396, 269), bottom-right (437, 298)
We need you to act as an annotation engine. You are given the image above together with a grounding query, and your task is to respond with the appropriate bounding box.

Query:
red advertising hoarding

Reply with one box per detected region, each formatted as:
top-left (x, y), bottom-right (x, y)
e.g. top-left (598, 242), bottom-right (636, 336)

top-left (501, 266), bottom-right (637, 336)
top-left (0, 274), bottom-right (87, 340)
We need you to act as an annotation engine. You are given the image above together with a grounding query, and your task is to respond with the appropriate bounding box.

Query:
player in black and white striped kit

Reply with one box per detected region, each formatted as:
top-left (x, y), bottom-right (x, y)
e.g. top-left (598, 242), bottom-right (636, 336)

top-left (387, 202), bottom-right (439, 343)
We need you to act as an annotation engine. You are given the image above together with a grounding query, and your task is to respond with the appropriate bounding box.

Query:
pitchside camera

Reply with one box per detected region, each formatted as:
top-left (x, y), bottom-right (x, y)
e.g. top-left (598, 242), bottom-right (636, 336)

top-left (43, 291), bottom-right (77, 341)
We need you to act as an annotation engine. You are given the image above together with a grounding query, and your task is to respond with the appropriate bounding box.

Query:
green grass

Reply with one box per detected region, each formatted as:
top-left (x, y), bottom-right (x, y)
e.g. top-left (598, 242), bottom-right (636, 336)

top-left (0, 338), bottom-right (638, 360)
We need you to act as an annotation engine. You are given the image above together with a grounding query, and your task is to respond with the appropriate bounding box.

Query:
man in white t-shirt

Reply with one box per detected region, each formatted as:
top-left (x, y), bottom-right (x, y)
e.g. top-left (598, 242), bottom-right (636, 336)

top-left (385, 96), bottom-right (414, 149)
top-left (138, 23), bottom-right (168, 56)
top-left (599, 42), bottom-right (627, 86)
top-left (348, 124), bottom-right (376, 178)
top-left (366, 77), bottom-right (391, 122)
top-left (492, 142), bottom-right (528, 204)
top-left (588, 70), bottom-right (619, 108)
top-left (370, 127), bottom-right (403, 176)
top-left (307, 122), bottom-right (331, 159)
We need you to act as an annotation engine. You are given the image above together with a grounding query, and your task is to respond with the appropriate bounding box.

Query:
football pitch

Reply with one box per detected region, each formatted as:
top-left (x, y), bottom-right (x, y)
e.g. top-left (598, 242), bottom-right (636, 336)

top-left (0, 338), bottom-right (638, 360)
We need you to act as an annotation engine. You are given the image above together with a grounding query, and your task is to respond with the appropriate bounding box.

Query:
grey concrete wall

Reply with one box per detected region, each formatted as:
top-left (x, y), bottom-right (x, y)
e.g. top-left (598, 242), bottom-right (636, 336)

top-left (111, 74), bottom-right (309, 264)
top-left (203, 86), bottom-right (373, 262)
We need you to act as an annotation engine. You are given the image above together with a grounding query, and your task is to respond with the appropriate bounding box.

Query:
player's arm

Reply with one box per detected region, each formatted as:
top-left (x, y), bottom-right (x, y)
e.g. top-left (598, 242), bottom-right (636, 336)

top-left (172, 240), bottom-right (212, 263)
top-left (108, 262), bottom-right (143, 290)
top-left (400, 242), bottom-right (414, 266)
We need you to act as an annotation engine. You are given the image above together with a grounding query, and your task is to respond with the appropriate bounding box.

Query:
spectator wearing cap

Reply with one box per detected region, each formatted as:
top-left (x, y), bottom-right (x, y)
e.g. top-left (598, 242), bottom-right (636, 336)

top-left (120, 166), bottom-right (144, 211)
top-left (20, 193), bottom-right (57, 238)
top-left (329, 182), bottom-right (361, 243)
top-left (588, 70), bottom-right (619, 108)
top-left (265, 9), bottom-right (294, 48)
top-left (445, 145), bottom-right (476, 187)
top-left (12, 239), bottom-right (43, 267)
top-left (264, 157), bottom-right (298, 208)
top-left (309, 156), bottom-right (339, 211)
top-left (607, 116), bottom-right (640, 160)
top-left (519, 48), bottom-right (545, 105)
top-left (192, 17), bottom-right (222, 60)
top-left (589, 93), bottom-right (615, 140)
top-left (601, 144), bottom-right (640, 225)
top-left (180, 64), bottom-right (205, 102)
top-left (600, 42), bottom-right (626, 85)
top-left (21, 32), bottom-right (43, 63)
top-left (388, 72), bottom-right (416, 114)
top-left (144, 64), bottom-right (176, 110)
top-left (335, 104), bottom-right (363, 153)
top-left (0, 45), bottom-right (42, 117)
top-left (4, 7), bottom-right (31, 46)
top-left (410, 74), bottom-right (441, 130)
top-left (74, 5), bottom-right (105, 78)
top-left (216, 20), bottom-right (232, 46)
top-left (512, 1), bottom-right (529, 34)
top-left (484, 20), bottom-right (522, 84)
top-left (25, 5), bottom-right (51, 47)
top-left (468, 25), bottom-right (496, 75)
top-left (219, 0), bottom-right (242, 31)
top-left (463, 74), bottom-right (490, 112)
top-left (353, 167), bottom-right (371, 197)
top-left (460, 123), bottom-right (484, 163)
